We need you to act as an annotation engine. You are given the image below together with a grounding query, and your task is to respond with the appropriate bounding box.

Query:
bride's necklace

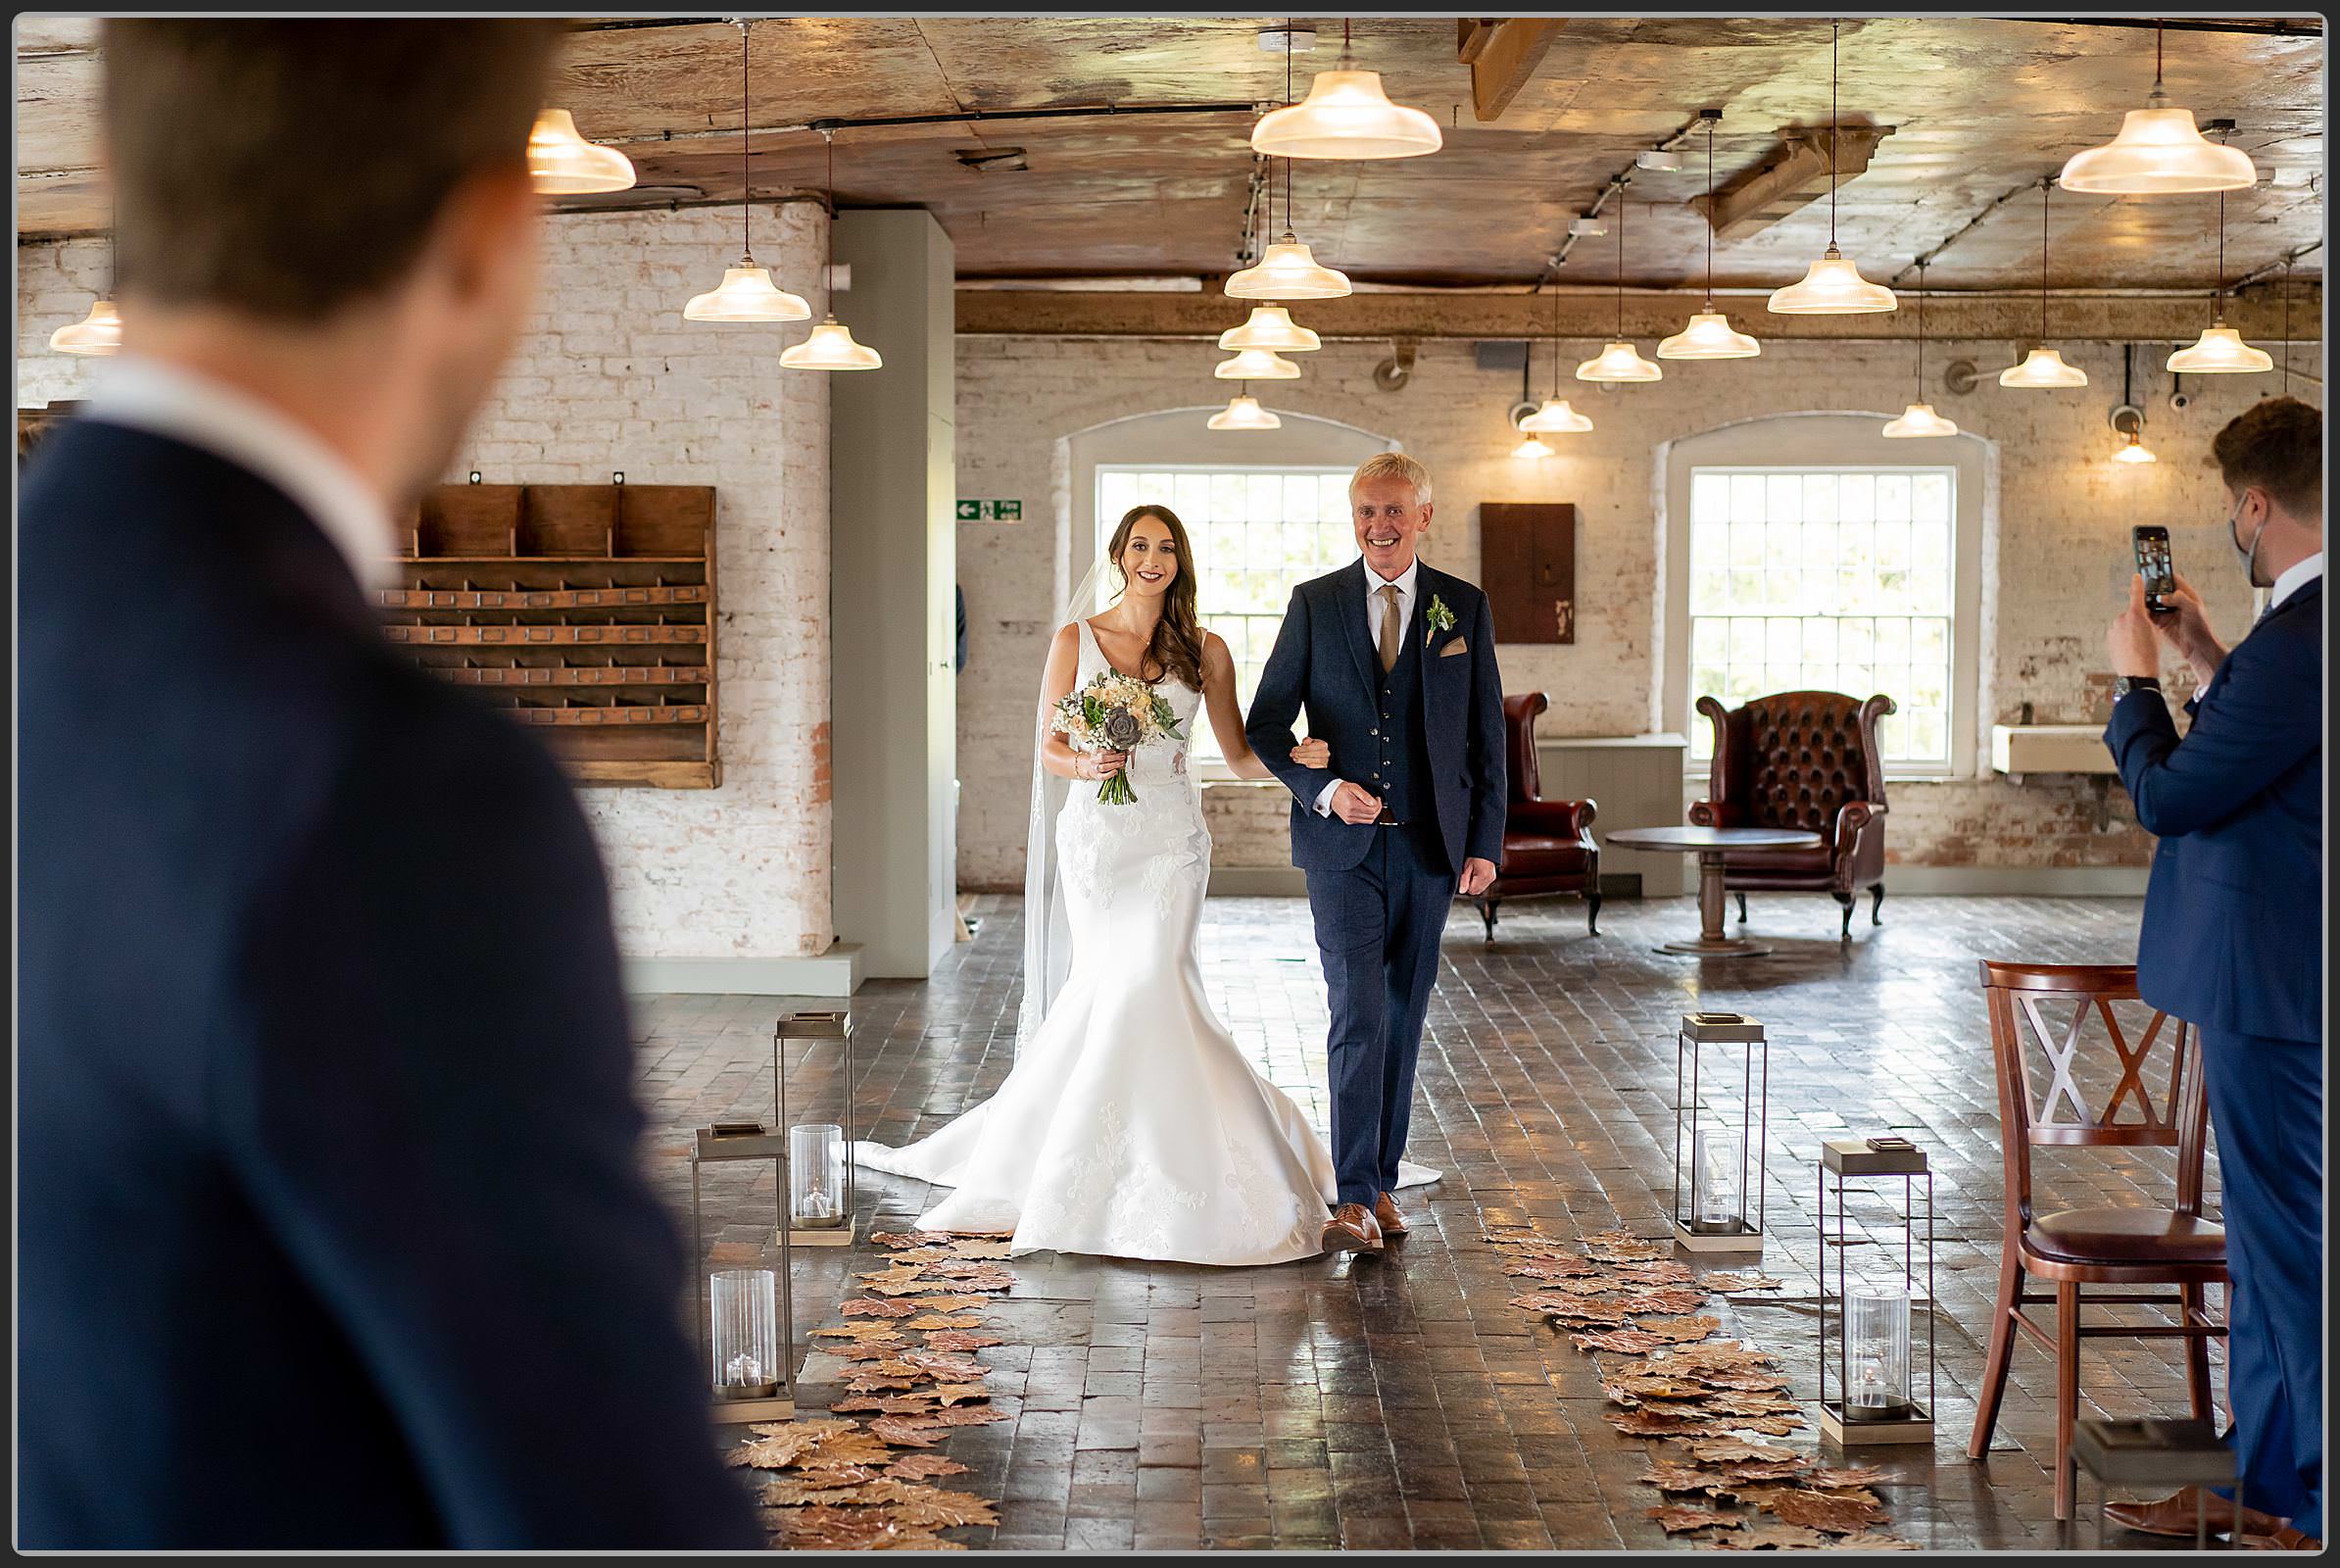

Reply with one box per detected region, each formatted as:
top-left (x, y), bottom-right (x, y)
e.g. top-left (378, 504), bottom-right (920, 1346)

top-left (1088, 614), bottom-right (1165, 684)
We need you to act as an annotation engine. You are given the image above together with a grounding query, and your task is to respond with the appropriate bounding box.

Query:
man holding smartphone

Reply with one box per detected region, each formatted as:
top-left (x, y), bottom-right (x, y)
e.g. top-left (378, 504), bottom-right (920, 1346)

top-left (2101, 396), bottom-right (2322, 1550)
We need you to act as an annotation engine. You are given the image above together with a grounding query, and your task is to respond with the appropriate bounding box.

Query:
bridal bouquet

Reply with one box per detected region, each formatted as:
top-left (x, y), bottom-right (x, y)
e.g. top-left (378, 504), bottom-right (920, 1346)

top-left (1051, 670), bottom-right (1183, 805)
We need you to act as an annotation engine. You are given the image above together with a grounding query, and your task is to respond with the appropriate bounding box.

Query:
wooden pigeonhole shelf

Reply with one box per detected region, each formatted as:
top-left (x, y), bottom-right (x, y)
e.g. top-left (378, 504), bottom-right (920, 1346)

top-left (381, 481), bottom-right (720, 789)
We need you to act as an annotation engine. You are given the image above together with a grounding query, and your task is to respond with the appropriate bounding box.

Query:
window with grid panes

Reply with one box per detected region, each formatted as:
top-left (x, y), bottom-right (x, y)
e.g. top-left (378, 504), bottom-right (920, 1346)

top-left (1684, 466), bottom-right (1957, 770)
top-left (1096, 466), bottom-right (1359, 764)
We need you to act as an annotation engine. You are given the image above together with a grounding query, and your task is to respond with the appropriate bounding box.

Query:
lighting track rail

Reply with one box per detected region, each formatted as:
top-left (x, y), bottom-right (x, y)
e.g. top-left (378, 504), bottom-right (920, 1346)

top-left (598, 100), bottom-right (1267, 149)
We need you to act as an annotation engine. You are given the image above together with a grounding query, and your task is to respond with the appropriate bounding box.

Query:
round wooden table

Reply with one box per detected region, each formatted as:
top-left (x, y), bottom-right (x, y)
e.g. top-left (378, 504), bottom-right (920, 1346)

top-left (1604, 825), bottom-right (1827, 956)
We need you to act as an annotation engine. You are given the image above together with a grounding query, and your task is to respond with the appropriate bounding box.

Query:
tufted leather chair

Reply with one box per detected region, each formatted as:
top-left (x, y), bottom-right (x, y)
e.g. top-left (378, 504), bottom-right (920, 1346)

top-left (1473, 693), bottom-right (1599, 939)
top-left (1687, 690), bottom-right (1893, 940)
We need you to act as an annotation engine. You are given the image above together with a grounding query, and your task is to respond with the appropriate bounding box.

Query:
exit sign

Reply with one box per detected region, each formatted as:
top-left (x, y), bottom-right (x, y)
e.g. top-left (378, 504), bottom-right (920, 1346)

top-left (955, 498), bottom-right (1023, 522)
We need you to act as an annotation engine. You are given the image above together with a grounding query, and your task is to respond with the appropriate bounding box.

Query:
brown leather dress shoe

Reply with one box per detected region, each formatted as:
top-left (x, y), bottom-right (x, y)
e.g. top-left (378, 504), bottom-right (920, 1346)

top-left (1374, 1192), bottom-right (1407, 1236)
top-left (1322, 1202), bottom-right (1383, 1253)
top-left (2237, 1526), bottom-right (2321, 1551)
top-left (2105, 1489), bottom-right (2286, 1540)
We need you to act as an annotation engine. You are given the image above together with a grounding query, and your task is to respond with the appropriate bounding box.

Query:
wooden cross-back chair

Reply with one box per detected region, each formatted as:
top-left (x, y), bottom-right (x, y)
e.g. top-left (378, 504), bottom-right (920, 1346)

top-left (1968, 961), bottom-right (2227, 1521)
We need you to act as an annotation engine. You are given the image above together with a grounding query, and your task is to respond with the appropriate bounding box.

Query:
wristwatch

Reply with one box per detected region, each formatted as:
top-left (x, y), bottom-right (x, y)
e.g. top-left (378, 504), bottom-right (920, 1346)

top-left (2113, 675), bottom-right (2163, 700)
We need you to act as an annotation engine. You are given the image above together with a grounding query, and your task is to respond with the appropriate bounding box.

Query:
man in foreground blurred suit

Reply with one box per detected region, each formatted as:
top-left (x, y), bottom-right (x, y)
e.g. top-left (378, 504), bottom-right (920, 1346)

top-left (2100, 397), bottom-right (2323, 1551)
top-left (21, 22), bottom-right (761, 1548)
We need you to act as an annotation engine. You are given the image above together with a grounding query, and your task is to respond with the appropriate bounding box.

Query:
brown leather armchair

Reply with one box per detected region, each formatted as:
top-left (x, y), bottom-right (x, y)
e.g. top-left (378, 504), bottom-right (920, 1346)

top-left (1473, 692), bottom-right (1599, 939)
top-left (1688, 691), bottom-right (1893, 941)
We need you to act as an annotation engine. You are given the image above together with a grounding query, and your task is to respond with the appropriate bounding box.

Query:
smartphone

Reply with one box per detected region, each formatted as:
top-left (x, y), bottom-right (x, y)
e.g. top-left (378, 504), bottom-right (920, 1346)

top-left (2133, 525), bottom-right (2176, 614)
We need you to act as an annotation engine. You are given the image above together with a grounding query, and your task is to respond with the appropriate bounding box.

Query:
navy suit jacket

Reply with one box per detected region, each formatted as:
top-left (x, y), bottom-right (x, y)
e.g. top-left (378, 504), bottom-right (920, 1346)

top-left (20, 421), bottom-right (764, 1549)
top-left (1245, 559), bottom-right (1507, 873)
top-left (2104, 576), bottom-right (2322, 1044)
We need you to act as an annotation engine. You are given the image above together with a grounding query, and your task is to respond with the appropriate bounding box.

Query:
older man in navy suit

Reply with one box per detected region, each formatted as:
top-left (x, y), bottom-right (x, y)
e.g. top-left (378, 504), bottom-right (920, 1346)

top-left (21, 22), bottom-right (759, 1549)
top-left (2100, 397), bottom-right (2323, 1550)
top-left (1247, 453), bottom-right (1507, 1253)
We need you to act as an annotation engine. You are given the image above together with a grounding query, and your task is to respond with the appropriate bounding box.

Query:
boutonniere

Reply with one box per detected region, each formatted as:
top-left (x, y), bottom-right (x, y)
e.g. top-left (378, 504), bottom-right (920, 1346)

top-left (1425, 593), bottom-right (1456, 635)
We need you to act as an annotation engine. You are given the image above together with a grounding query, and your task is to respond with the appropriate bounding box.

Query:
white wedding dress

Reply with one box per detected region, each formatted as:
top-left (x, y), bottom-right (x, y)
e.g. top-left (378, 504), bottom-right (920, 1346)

top-left (854, 620), bottom-right (1437, 1266)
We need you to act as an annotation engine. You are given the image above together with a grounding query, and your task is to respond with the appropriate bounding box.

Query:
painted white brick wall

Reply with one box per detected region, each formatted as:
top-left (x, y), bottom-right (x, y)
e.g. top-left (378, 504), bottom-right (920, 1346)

top-left (19, 207), bottom-right (837, 960)
top-left (953, 332), bottom-right (2318, 884)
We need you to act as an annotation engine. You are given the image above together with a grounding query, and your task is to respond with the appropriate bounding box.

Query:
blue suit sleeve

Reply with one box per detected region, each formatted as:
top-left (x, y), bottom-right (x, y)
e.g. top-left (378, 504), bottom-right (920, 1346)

top-left (1246, 585), bottom-right (1336, 809)
top-left (1463, 591), bottom-right (1508, 865)
top-left (2104, 633), bottom-right (2316, 839)
top-left (223, 705), bottom-right (763, 1549)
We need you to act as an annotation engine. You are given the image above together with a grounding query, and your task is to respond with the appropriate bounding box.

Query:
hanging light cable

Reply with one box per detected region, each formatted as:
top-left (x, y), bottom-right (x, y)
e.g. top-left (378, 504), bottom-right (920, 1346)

top-left (780, 125), bottom-right (882, 370)
top-left (1578, 183), bottom-right (1662, 382)
top-left (50, 198), bottom-right (122, 356)
top-left (1660, 110), bottom-right (1760, 359)
top-left (1520, 274), bottom-right (1593, 432)
top-left (2001, 177), bottom-right (2088, 387)
top-left (1229, 33), bottom-right (1351, 299)
top-left (2059, 20), bottom-right (2258, 194)
top-left (1250, 17), bottom-right (1440, 161)
top-left (685, 21), bottom-right (810, 322)
top-left (1882, 262), bottom-right (1958, 436)
top-left (1769, 20), bottom-right (1896, 315)
top-left (2168, 158), bottom-right (2272, 373)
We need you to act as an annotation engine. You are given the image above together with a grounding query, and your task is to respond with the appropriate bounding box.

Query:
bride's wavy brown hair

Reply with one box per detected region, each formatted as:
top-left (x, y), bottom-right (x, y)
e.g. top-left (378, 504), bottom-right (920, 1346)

top-left (1105, 504), bottom-right (1205, 691)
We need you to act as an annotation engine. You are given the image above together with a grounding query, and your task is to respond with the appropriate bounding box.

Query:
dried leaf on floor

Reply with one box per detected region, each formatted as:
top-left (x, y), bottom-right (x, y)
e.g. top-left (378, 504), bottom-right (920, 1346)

top-left (905, 1313), bottom-right (986, 1331)
top-left (1806, 1466), bottom-right (1888, 1491)
top-left (1765, 1488), bottom-right (1890, 1534)
top-left (921, 1331), bottom-right (1005, 1352)
top-left (1819, 1532), bottom-right (1920, 1550)
top-left (812, 1322), bottom-right (908, 1343)
top-left (1640, 1463), bottom-right (1723, 1493)
top-left (1570, 1327), bottom-right (1668, 1354)
top-left (902, 1351), bottom-right (989, 1382)
top-left (759, 1475), bottom-right (874, 1505)
top-left (918, 1403), bottom-right (1011, 1429)
top-left (1610, 1375), bottom-right (1714, 1400)
top-left (827, 1396), bottom-right (900, 1414)
top-left (727, 1419), bottom-right (858, 1469)
top-left (1638, 1315), bottom-right (1723, 1343)
top-left (845, 1373), bottom-right (925, 1394)
top-left (863, 1275), bottom-right (945, 1298)
top-left (1510, 1292), bottom-right (1597, 1314)
top-left (842, 1297), bottom-right (925, 1319)
top-left (870, 1231), bottom-right (958, 1250)
top-left (1610, 1260), bottom-right (1698, 1286)
top-left (776, 1505), bottom-right (965, 1550)
top-left (1608, 1406), bottom-right (1712, 1436)
top-left (1648, 1504), bottom-right (1741, 1534)
top-left (1581, 1231), bottom-right (1671, 1262)
top-left (1688, 1439), bottom-right (1803, 1466)
top-left (1506, 1256), bottom-right (1601, 1281)
top-left (1612, 1287), bottom-right (1714, 1316)
top-left (1703, 1272), bottom-right (1785, 1293)
top-left (907, 1294), bottom-right (991, 1313)
top-left (1704, 1393), bottom-right (1804, 1418)
top-left (1714, 1520), bottom-right (1831, 1550)
top-left (856, 1480), bottom-right (1001, 1528)
top-left (868, 1415), bottom-right (951, 1447)
top-left (930, 1384), bottom-right (992, 1406)
top-left (949, 1239), bottom-right (1016, 1260)
top-left (920, 1263), bottom-right (1017, 1292)
top-left (885, 1451), bottom-right (972, 1481)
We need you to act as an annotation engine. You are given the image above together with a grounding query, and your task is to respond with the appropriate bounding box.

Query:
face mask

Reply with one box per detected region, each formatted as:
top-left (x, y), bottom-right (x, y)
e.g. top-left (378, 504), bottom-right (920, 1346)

top-left (2227, 493), bottom-right (2270, 589)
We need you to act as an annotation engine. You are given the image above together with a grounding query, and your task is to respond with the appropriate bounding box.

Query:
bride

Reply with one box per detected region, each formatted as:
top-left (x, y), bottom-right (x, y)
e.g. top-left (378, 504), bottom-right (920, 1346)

top-left (855, 504), bottom-right (1436, 1265)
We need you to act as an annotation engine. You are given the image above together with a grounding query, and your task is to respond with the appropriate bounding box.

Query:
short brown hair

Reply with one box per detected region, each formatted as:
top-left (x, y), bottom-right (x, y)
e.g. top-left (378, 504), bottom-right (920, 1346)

top-left (104, 20), bottom-right (563, 321)
top-left (2211, 396), bottom-right (2323, 519)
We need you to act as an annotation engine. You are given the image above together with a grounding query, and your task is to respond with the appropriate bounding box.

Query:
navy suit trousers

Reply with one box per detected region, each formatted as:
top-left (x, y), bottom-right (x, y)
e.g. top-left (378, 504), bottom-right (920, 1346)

top-left (1305, 822), bottom-right (1454, 1207)
top-left (2203, 1027), bottom-right (2322, 1535)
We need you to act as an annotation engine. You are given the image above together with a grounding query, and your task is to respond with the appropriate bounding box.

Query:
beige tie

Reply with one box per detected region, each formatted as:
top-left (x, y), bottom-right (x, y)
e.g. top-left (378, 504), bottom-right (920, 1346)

top-left (1378, 582), bottom-right (1402, 673)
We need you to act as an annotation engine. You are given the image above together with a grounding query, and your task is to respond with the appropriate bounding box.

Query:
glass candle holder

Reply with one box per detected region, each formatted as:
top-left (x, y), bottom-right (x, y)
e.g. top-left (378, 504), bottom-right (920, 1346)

top-left (1689, 1124), bottom-right (1746, 1234)
top-left (709, 1268), bottom-right (779, 1398)
top-left (1846, 1285), bottom-right (1913, 1419)
top-left (789, 1123), bottom-right (846, 1228)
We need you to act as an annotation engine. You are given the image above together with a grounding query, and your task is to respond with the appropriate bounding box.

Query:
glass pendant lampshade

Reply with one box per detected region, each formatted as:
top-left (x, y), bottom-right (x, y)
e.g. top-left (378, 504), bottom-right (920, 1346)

top-left (2058, 26), bottom-right (2257, 194)
top-left (1218, 305), bottom-right (1322, 353)
top-left (1881, 402), bottom-right (1959, 439)
top-left (49, 298), bottom-right (122, 355)
top-left (684, 263), bottom-right (810, 322)
top-left (527, 108), bottom-right (636, 195)
top-left (1226, 233), bottom-right (1351, 300)
top-left (1207, 392), bottom-right (1281, 430)
top-left (1999, 346), bottom-right (2089, 388)
top-left (1577, 340), bottom-right (1663, 383)
top-left (780, 315), bottom-right (882, 370)
top-left (1769, 246), bottom-right (1898, 314)
top-left (1511, 435), bottom-right (1553, 461)
top-left (2167, 321), bottom-right (2273, 374)
top-left (1215, 347), bottom-right (1301, 380)
top-left (1519, 396), bottom-right (1594, 434)
top-left (2112, 428), bottom-right (2160, 464)
top-left (1657, 310), bottom-right (1761, 360)
top-left (1249, 22), bottom-right (1440, 161)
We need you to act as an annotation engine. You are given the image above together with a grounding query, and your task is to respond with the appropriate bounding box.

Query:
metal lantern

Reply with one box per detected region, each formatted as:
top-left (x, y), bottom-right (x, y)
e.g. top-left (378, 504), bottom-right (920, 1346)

top-left (689, 1123), bottom-right (796, 1423)
top-left (775, 1009), bottom-right (857, 1247)
top-left (1819, 1135), bottom-right (1936, 1446)
top-left (1671, 1011), bottom-right (1769, 1252)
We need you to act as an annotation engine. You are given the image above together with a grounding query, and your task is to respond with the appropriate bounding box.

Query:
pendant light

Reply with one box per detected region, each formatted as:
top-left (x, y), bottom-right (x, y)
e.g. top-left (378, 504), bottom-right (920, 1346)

top-left (1215, 347), bottom-right (1301, 380)
top-left (685, 23), bottom-right (809, 322)
top-left (2113, 429), bottom-right (2160, 464)
top-left (2108, 345), bottom-right (2159, 462)
top-left (527, 108), bottom-right (636, 195)
top-left (1578, 184), bottom-right (1661, 382)
top-left (1768, 21), bottom-right (1896, 315)
top-left (1207, 386), bottom-right (1282, 430)
top-left (1519, 268), bottom-right (1593, 432)
top-left (1660, 112), bottom-right (1761, 360)
top-left (2058, 21), bottom-right (2258, 194)
top-left (1219, 305), bottom-right (1321, 353)
top-left (1229, 37), bottom-right (1351, 300)
top-left (781, 126), bottom-right (881, 371)
top-left (1512, 435), bottom-right (1554, 461)
top-left (50, 209), bottom-right (122, 356)
top-left (1250, 19), bottom-right (1439, 161)
top-left (1882, 263), bottom-right (1958, 437)
top-left (2000, 179), bottom-right (2088, 387)
top-left (2167, 174), bottom-right (2272, 373)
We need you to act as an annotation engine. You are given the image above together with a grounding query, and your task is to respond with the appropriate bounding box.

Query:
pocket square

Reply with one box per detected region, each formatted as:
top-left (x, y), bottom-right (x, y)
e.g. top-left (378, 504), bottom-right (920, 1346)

top-left (1439, 638), bottom-right (1469, 658)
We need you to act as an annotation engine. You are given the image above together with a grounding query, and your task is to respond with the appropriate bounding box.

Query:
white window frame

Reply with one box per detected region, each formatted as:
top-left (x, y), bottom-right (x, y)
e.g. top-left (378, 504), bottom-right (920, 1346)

top-left (1657, 415), bottom-right (1992, 783)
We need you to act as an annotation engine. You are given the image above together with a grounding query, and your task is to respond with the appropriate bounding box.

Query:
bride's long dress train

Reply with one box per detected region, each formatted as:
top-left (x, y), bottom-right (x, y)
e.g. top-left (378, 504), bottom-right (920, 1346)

top-left (854, 621), bottom-right (1436, 1266)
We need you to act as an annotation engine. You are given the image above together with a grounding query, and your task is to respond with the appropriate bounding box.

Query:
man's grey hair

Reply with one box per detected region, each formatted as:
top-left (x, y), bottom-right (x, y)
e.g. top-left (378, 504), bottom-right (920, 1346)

top-left (1349, 451), bottom-right (1433, 508)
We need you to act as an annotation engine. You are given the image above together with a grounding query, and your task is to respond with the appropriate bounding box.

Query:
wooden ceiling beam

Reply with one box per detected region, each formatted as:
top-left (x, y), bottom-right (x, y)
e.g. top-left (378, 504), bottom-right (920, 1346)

top-left (1466, 20), bottom-right (1568, 122)
top-left (1691, 126), bottom-right (1893, 241)
top-left (953, 285), bottom-right (2320, 345)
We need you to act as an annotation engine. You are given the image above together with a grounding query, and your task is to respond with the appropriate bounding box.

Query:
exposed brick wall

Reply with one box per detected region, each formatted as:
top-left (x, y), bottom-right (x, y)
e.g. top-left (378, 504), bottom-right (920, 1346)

top-left (953, 332), bottom-right (2318, 885)
top-left (20, 208), bottom-right (837, 960)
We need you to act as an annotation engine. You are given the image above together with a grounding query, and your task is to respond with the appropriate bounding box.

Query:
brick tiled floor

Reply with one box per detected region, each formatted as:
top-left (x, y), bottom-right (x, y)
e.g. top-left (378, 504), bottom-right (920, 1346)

top-left (637, 892), bottom-right (2229, 1550)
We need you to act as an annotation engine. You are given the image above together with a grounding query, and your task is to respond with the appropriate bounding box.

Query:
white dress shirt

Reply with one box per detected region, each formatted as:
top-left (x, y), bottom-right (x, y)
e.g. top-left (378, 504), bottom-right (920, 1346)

top-left (1312, 558), bottom-right (1422, 816)
top-left (81, 353), bottom-right (397, 596)
top-left (2269, 551), bottom-right (2323, 612)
